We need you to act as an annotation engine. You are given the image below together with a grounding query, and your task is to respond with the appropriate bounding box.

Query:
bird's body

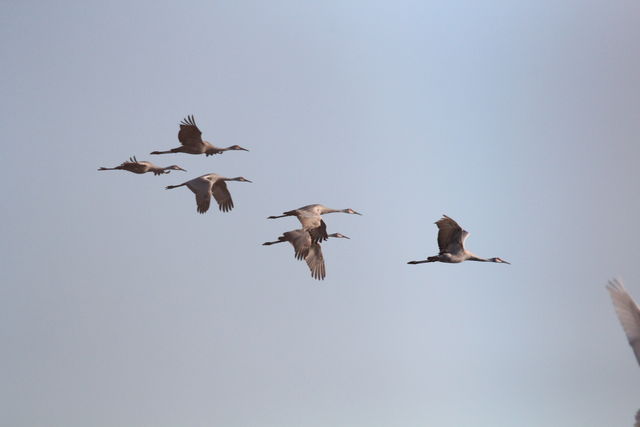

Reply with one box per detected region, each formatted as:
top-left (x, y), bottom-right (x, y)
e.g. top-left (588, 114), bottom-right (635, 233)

top-left (606, 279), bottom-right (640, 366)
top-left (263, 229), bottom-right (349, 280)
top-left (150, 115), bottom-right (249, 156)
top-left (98, 156), bottom-right (185, 175)
top-left (165, 173), bottom-right (251, 213)
top-left (407, 215), bottom-right (510, 265)
top-left (267, 204), bottom-right (361, 243)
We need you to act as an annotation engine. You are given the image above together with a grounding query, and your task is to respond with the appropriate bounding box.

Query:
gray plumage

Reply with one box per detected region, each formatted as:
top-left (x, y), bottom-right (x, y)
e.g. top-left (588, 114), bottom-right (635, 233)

top-left (263, 229), bottom-right (350, 280)
top-left (98, 156), bottom-right (185, 175)
top-left (267, 204), bottom-right (361, 243)
top-left (606, 278), bottom-right (640, 366)
top-left (165, 173), bottom-right (251, 213)
top-left (150, 115), bottom-right (249, 156)
top-left (408, 215), bottom-right (510, 265)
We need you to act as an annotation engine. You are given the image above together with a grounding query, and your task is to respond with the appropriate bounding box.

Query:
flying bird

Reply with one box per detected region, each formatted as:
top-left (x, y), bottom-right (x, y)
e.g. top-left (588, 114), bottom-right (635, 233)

top-left (407, 215), bottom-right (510, 265)
top-left (165, 173), bottom-right (252, 213)
top-left (150, 115), bottom-right (249, 156)
top-left (98, 156), bottom-right (185, 175)
top-left (267, 204), bottom-right (361, 243)
top-left (606, 278), bottom-right (640, 366)
top-left (263, 229), bottom-right (350, 280)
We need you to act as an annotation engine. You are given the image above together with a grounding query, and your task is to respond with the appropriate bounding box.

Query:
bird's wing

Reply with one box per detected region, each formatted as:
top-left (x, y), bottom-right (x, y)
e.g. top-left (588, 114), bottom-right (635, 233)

top-left (607, 279), bottom-right (640, 365)
top-left (305, 243), bottom-right (326, 280)
top-left (283, 230), bottom-right (312, 260)
top-left (298, 215), bottom-right (328, 243)
top-left (186, 178), bottom-right (212, 214)
top-left (178, 115), bottom-right (205, 148)
top-left (435, 215), bottom-right (466, 254)
top-left (211, 180), bottom-right (234, 212)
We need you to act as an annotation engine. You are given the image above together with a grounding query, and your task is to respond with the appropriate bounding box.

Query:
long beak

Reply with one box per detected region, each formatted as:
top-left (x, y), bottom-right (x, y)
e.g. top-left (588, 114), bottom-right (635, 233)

top-left (179, 167), bottom-right (187, 172)
top-left (354, 211), bottom-right (363, 215)
top-left (240, 147), bottom-right (249, 151)
top-left (502, 260), bottom-right (511, 265)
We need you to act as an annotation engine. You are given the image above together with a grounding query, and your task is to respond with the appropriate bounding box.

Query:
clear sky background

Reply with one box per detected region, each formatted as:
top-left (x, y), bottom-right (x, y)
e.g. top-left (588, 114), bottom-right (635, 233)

top-left (2, 1), bottom-right (639, 426)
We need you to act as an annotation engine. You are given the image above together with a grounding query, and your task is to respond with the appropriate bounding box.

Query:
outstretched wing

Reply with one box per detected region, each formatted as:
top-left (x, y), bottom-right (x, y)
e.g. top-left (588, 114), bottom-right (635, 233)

top-left (186, 177), bottom-right (212, 214)
top-left (435, 215), bottom-right (467, 254)
top-left (178, 115), bottom-right (205, 148)
top-left (211, 180), bottom-right (234, 212)
top-left (305, 243), bottom-right (326, 280)
top-left (607, 279), bottom-right (640, 366)
top-left (283, 229), bottom-right (312, 260)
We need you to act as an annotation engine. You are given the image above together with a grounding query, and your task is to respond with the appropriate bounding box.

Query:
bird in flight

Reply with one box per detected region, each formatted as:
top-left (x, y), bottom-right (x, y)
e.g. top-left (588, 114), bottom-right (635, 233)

top-left (407, 215), bottom-right (510, 265)
top-left (263, 229), bottom-right (350, 280)
top-left (151, 115), bottom-right (249, 156)
top-left (606, 278), bottom-right (640, 366)
top-left (267, 204), bottom-right (361, 243)
top-left (98, 156), bottom-right (185, 175)
top-left (165, 173), bottom-right (252, 213)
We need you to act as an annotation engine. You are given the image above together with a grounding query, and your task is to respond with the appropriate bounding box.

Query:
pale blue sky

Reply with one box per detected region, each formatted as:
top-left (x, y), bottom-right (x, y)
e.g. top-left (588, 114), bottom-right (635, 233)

top-left (2, 1), bottom-right (640, 426)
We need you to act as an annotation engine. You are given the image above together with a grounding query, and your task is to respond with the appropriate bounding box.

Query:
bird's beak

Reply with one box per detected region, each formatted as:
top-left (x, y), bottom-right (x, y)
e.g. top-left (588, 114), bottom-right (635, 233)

top-left (354, 211), bottom-right (363, 215)
top-left (245, 179), bottom-right (253, 183)
top-left (341, 235), bottom-right (350, 239)
top-left (502, 260), bottom-right (511, 265)
top-left (179, 167), bottom-right (187, 172)
top-left (240, 147), bottom-right (249, 151)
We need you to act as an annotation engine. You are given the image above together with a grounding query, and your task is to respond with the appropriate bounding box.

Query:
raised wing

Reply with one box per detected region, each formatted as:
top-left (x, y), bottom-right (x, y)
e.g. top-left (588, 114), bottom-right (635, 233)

top-left (211, 180), bottom-right (234, 212)
top-left (305, 243), bottom-right (326, 280)
top-left (282, 229), bottom-right (312, 260)
top-left (607, 279), bottom-right (640, 366)
top-left (435, 215), bottom-right (467, 254)
top-left (186, 177), bottom-right (213, 214)
top-left (178, 115), bottom-right (204, 148)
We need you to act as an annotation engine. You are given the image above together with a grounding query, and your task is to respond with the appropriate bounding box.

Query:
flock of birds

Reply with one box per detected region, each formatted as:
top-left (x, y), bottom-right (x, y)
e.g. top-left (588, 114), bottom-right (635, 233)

top-left (100, 115), bottom-right (512, 280)
top-left (99, 115), bottom-right (638, 421)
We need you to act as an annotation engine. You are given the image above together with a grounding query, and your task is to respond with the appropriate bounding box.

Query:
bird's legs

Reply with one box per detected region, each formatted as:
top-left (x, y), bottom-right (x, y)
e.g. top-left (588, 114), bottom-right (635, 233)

top-left (407, 256), bottom-right (439, 264)
top-left (267, 213), bottom-right (293, 219)
top-left (165, 182), bottom-right (187, 190)
top-left (262, 239), bottom-right (287, 246)
top-left (151, 147), bottom-right (182, 155)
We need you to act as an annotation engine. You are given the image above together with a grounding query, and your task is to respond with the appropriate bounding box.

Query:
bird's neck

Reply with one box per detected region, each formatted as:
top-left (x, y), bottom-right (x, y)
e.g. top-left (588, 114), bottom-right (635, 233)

top-left (467, 253), bottom-right (490, 262)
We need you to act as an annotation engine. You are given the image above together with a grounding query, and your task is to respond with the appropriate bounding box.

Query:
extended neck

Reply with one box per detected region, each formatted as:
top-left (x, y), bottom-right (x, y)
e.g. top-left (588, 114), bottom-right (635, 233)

top-left (467, 253), bottom-right (490, 262)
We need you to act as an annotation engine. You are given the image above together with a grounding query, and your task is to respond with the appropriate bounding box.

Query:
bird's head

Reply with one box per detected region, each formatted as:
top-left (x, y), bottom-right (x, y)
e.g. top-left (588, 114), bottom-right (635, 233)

top-left (344, 208), bottom-right (362, 215)
top-left (232, 176), bottom-right (252, 183)
top-left (228, 145), bottom-right (249, 151)
top-left (167, 165), bottom-right (186, 172)
top-left (329, 233), bottom-right (350, 239)
top-left (491, 257), bottom-right (510, 265)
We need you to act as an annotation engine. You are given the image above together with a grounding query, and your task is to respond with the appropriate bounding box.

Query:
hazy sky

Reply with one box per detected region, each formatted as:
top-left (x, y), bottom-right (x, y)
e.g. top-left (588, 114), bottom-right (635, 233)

top-left (2, 1), bottom-right (640, 426)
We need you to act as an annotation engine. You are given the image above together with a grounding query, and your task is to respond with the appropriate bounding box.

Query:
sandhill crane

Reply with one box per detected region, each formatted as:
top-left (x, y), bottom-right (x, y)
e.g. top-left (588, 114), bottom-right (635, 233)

top-left (407, 215), bottom-right (510, 265)
top-left (267, 204), bottom-right (361, 243)
top-left (98, 156), bottom-right (185, 175)
top-left (165, 173), bottom-right (252, 213)
top-left (150, 115), bottom-right (249, 156)
top-left (606, 278), bottom-right (640, 366)
top-left (263, 229), bottom-right (350, 280)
